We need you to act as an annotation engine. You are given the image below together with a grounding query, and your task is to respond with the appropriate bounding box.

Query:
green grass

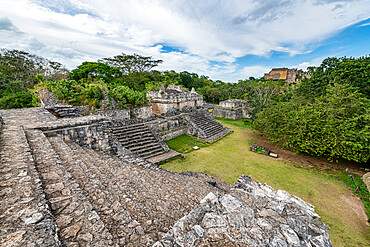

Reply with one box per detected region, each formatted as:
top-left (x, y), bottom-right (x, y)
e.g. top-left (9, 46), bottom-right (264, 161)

top-left (214, 117), bottom-right (251, 128)
top-left (166, 134), bottom-right (209, 153)
top-left (162, 119), bottom-right (370, 247)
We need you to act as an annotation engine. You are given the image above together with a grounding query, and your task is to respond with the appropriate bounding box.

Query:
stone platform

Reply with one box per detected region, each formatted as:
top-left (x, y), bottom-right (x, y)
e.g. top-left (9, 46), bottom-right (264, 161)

top-left (0, 107), bottom-right (332, 246)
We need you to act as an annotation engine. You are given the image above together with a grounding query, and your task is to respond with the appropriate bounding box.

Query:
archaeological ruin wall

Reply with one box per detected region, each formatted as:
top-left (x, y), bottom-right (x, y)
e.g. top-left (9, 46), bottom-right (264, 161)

top-left (210, 99), bottom-right (252, 120)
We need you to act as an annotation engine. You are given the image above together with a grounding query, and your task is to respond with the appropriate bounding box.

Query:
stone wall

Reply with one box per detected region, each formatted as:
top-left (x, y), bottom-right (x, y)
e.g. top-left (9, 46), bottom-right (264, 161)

top-left (39, 117), bottom-right (112, 152)
top-left (93, 109), bottom-right (130, 120)
top-left (131, 104), bottom-right (153, 119)
top-left (152, 100), bottom-right (199, 115)
top-left (212, 107), bottom-right (243, 120)
top-left (145, 114), bottom-right (188, 141)
top-left (219, 99), bottom-right (248, 109)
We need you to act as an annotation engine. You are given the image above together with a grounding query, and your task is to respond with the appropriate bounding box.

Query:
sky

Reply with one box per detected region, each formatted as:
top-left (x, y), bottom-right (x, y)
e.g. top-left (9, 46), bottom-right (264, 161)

top-left (0, 0), bottom-right (369, 82)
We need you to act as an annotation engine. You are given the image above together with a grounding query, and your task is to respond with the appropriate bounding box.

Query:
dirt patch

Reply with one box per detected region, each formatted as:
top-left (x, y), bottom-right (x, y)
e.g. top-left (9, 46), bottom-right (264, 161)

top-left (251, 133), bottom-right (366, 176)
top-left (341, 195), bottom-right (369, 228)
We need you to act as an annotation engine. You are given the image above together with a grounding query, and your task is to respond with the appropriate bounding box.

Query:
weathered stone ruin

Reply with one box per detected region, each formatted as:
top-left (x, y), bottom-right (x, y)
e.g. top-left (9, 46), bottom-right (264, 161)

top-left (146, 85), bottom-right (203, 115)
top-left (0, 107), bottom-right (332, 246)
top-left (263, 68), bottom-right (311, 83)
top-left (209, 99), bottom-right (251, 120)
top-left (219, 99), bottom-right (248, 109)
top-left (155, 175), bottom-right (331, 246)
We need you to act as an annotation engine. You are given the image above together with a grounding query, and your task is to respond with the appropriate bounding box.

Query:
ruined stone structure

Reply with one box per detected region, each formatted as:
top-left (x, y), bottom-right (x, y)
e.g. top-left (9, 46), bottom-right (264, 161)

top-left (264, 68), bottom-right (310, 83)
top-left (147, 85), bottom-right (203, 115)
top-left (219, 99), bottom-right (248, 109)
top-left (210, 100), bottom-right (251, 120)
top-left (0, 107), bottom-right (332, 246)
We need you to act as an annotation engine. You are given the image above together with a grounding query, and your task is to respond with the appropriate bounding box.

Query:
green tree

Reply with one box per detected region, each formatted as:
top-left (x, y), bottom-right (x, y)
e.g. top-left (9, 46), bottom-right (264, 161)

top-left (0, 48), bottom-right (68, 85)
top-left (70, 62), bottom-right (122, 82)
top-left (99, 53), bottom-right (163, 74)
top-left (245, 80), bottom-right (288, 118)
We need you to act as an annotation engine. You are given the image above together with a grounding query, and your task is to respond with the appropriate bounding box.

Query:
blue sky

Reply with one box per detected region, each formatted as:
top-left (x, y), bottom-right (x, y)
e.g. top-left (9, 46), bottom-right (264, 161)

top-left (0, 0), bottom-right (369, 82)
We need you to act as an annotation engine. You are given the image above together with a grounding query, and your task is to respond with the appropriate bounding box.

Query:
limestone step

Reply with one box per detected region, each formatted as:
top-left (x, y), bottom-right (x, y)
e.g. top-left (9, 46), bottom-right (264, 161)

top-left (138, 147), bottom-right (164, 159)
top-left (121, 138), bottom-right (158, 149)
top-left (25, 129), bottom-right (115, 246)
top-left (0, 126), bottom-right (60, 246)
top-left (129, 142), bottom-right (162, 152)
top-left (146, 150), bottom-right (182, 164)
top-left (142, 151), bottom-right (166, 160)
top-left (48, 136), bottom-right (145, 246)
top-left (112, 123), bottom-right (145, 132)
top-left (203, 127), bottom-right (224, 137)
top-left (115, 130), bottom-right (153, 140)
top-left (113, 126), bottom-right (150, 136)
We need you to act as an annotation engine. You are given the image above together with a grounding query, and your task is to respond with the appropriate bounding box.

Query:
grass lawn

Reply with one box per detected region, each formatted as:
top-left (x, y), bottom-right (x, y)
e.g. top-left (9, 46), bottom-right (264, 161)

top-left (166, 134), bottom-right (209, 153)
top-left (163, 119), bottom-right (370, 247)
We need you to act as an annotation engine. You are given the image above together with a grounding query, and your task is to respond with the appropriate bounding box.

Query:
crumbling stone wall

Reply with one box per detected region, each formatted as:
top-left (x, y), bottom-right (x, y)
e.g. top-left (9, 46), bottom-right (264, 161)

top-left (145, 114), bottom-right (188, 141)
top-left (131, 104), bottom-right (153, 119)
top-left (93, 109), bottom-right (130, 120)
top-left (210, 99), bottom-right (251, 120)
top-left (219, 99), bottom-right (248, 109)
top-left (39, 117), bottom-right (112, 152)
top-left (212, 107), bottom-right (243, 120)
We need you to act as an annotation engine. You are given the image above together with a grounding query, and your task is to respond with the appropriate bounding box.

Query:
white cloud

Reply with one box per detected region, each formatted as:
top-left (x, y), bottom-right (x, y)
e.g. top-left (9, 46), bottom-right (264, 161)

top-left (239, 65), bottom-right (271, 79)
top-left (358, 22), bottom-right (370, 27)
top-left (0, 0), bottom-right (369, 80)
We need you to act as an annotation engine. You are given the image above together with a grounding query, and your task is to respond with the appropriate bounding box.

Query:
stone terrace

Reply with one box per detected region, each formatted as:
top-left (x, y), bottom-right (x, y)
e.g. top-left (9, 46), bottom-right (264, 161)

top-left (0, 108), bottom-right (230, 246)
top-left (0, 108), bottom-right (332, 246)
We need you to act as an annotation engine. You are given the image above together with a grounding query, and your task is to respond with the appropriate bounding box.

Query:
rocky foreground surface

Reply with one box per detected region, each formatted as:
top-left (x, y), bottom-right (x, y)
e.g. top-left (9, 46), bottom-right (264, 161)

top-left (0, 108), bottom-right (331, 246)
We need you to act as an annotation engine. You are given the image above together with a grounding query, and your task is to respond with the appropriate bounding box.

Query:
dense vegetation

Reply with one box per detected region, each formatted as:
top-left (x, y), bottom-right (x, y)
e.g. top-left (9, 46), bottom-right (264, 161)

top-left (253, 56), bottom-right (370, 163)
top-left (0, 49), bottom-right (68, 109)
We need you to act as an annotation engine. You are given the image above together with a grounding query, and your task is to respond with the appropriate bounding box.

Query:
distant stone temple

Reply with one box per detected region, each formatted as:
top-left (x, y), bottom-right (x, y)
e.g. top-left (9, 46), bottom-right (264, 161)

top-left (204, 99), bottom-right (251, 120)
top-left (264, 68), bottom-right (310, 83)
top-left (146, 84), bottom-right (203, 115)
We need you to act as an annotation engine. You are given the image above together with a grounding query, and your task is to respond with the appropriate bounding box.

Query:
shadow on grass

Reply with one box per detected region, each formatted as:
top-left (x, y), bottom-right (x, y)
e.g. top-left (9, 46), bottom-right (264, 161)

top-left (166, 134), bottom-right (209, 154)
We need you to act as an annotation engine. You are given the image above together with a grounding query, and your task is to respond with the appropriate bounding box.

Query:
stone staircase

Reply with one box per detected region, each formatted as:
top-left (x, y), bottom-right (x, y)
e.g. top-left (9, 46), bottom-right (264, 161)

top-left (61, 140), bottom-right (228, 244)
top-left (112, 123), bottom-right (180, 163)
top-left (0, 126), bottom-right (60, 246)
top-left (25, 129), bottom-right (115, 246)
top-left (25, 131), bottom-right (227, 246)
top-left (188, 114), bottom-right (232, 142)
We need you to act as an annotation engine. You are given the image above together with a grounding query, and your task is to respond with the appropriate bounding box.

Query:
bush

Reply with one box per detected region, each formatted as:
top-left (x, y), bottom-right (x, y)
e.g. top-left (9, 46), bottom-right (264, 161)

top-left (108, 85), bottom-right (147, 108)
top-left (84, 85), bottom-right (104, 101)
top-left (0, 90), bottom-right (39, 109)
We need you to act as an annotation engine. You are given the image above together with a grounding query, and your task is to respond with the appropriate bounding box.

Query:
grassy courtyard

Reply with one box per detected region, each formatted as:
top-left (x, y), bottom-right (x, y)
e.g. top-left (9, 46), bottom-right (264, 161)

top-left (163, 119), bottom-right (370, 247)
